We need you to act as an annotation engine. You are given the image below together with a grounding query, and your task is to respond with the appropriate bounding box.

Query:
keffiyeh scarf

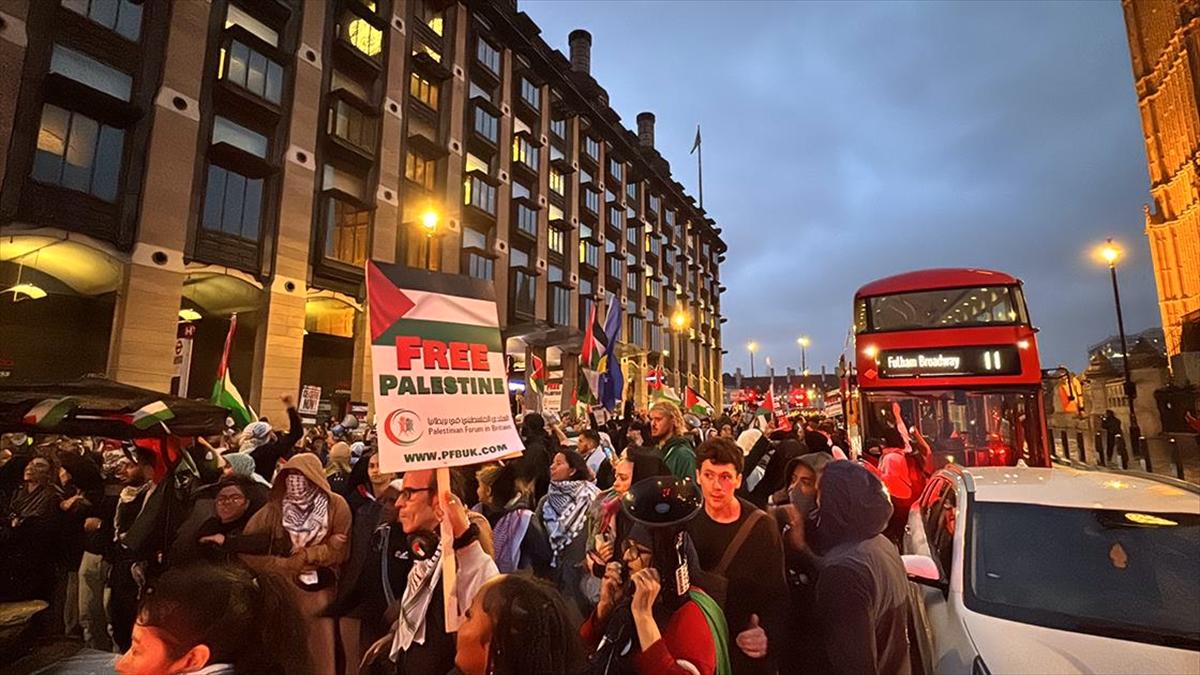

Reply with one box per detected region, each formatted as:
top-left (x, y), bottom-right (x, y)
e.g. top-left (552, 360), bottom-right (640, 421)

top-left (390, 544), bottom-right (443, 658)
top-left (542, 479), bottom-right (599, 567)
top-left (281, 473), bottom-right (329, 550)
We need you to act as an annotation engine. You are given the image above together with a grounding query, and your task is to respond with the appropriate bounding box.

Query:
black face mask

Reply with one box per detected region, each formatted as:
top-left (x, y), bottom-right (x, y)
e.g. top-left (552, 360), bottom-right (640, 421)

top-left (789, 487), bottom-right (816, 517)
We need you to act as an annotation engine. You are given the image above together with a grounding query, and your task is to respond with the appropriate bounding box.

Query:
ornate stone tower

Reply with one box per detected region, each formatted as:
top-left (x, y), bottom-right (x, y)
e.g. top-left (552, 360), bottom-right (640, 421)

top-left (1122, 0), bottom-right (1200, 358)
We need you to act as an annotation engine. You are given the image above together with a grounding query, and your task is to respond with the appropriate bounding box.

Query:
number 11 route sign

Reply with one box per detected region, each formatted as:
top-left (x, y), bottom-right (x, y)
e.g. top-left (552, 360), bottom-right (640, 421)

top-left (367, 261), bottom-right (524, 473)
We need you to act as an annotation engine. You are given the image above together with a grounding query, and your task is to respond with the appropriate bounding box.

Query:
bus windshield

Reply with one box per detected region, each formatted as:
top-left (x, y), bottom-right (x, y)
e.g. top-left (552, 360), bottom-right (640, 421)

top-left (859, 285), bottom-right (1028, 332)
top-left (861, 389), bottom-right (1046, 467)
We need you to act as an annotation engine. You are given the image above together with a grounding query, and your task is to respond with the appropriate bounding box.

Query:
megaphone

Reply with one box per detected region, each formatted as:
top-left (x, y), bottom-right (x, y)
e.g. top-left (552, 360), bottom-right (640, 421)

top-left (620, 475), bottom-right (702, 528)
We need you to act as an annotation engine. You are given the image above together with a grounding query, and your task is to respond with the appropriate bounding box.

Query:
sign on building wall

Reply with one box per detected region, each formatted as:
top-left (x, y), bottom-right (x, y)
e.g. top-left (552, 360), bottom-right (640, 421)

top-left (368, 262), bottom-right (524, 473)
top-left (171, 323), bottom-right (196, 397)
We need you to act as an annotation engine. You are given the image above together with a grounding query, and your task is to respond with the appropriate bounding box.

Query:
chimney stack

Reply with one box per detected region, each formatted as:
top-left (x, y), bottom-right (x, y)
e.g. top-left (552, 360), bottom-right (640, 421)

top-left (568, 29), bottom-right (591, 75)
top-left (637, 111), bottom-right (655, 149)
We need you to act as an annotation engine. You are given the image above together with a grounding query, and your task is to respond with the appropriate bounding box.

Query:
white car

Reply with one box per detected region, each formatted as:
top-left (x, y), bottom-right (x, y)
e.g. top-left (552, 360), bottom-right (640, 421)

top-left (902, 464), bottom-right (1200, 675)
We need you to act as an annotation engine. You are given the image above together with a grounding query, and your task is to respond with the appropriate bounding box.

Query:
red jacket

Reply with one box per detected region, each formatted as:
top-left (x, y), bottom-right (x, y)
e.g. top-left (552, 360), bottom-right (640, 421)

top-left (581, 597), bottom-right (716, 675)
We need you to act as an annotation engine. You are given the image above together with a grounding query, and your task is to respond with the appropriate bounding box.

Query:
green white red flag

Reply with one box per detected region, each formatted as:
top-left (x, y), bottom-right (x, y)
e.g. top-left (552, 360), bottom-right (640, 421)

top-left (211, 315), bottom-right (256, 428)
top-left (684, 386), bottom-right (715, 417)
top-left (22, 397), bottom-right (78, 429)
top-left (574, 301), bottom-right (606, 407)
top-left (529, 354), bottom-right (545, 395)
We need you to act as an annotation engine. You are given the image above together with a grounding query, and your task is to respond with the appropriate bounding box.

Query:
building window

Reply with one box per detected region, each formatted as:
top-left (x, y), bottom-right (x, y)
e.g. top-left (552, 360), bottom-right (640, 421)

top-left (519, 77), bottom-right (540, 109)
top-left (220, 40), bottom-right (283, 104)
top-left (607, 205), bottom-right (622, 230)
top-left (583, 136), bottom-right (600, 160)
top-left (62, 0), bottom-right (142, 41)
top-left (340, 9), bottom-right (383, 58)
top-left (608, 251), bottom-right (621, 279)
top-left (626, 268), bottom-right (638, 290)
top-left (512, 269), bottom-right (536, 316)
top-left (512, 136), bottom-right (539, 169)
top-left (648, 194), bottom-right (660, 214)
top-left (413, 41), bottom-right (441, 63)
top-left (628, 315), bottom-right (644, 346)
top-left (550, 283), bottom-right (570, 326)
top-left (579, 239), bottom-right (598, 268)
top-left (201, 164), bottom-right (263, 241)
top-left (415, 0), bottom-right (444, 35)
top-left (323, 197), bottom-right (369, 265)
top-left (548, 227), bottom-right (564, 255)
top-left (473, 107), bottom-right (498, 143)
top-left (464, 175), bottom-right (496, 215)
top-left (582, 188), bottom-right (599, 214)
top-left (31, 104), bottom-right (124, 202)
top-left (213, 116), bottom-right (269, 157)
top-left (49, 45), bottom-right (133, 101)
top-left (328, 99), bottom-right (376, 153)
top-left (405, 227), bottom-right (442, 271)
top-left (549, 169), bottom-right (564, 196)
top-left (609, 157), bottom-right (623, 181)
top-left (626, 180), bottom-right (637, 202)
top-left (224, 3), bottom-right (278, 46)
top-left (410, 73), bottom-right (439, 110)
top-left (550, 117), bottom-right (567, 140)
top-left (515, 203), bottom-right (538, 237)
top-left (405, 152), bottom-right (435, 190)
top-left (626, 224), bottom-right (638, 247)
top-left (477, 39), bottom-right (500, 74)
top-left (463, 226), bottom-right (492, 280)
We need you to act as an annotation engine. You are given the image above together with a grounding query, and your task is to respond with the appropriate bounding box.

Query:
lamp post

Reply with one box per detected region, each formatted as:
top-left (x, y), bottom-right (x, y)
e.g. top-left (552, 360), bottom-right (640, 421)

top-left (419, 205), bottom-right (440, 269)
top-left (1098, 239), bottom-right (1141, 453)
top-left (748, 341), bottom-right (758, 379)
top-left (672, 309), bottom-right (689, 390)
top-left (796, 335), bottom-right (810, 375)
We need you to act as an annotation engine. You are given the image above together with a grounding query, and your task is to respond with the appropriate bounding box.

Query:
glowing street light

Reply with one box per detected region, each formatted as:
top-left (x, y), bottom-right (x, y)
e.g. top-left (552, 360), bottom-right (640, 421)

top-left (1095, 237), bottom-right (1140, 464)
top-left (420, 206), bottom-right (440, 234)
top-left (796, 335), bottom-right (810, 374)
top-left (748, 341), bottom-right (758, 378)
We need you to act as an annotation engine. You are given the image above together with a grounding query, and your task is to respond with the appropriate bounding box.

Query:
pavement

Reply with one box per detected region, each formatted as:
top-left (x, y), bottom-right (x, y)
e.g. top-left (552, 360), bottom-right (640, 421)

top-left (1050, 429), bottom-right (1200, 485)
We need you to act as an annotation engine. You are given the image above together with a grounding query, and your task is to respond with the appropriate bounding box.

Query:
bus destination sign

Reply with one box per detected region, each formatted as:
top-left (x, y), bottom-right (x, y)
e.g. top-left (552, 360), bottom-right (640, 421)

top-left (878, 345), bottom-right (1021, 378)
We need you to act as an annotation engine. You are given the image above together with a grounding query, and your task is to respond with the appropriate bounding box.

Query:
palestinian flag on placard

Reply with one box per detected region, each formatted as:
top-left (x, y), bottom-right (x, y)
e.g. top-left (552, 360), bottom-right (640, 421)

top-left (684, 386), bottom-right (715, 417)
top-left (756, 389), bottom-right (776, 417)
top-left (22, 397), bottom-right (78, 429)
top-left (575, 301), bottom-right (606, 406)
top-left (211, 315), bottom-right (256, 428)
top-left (529, 354), bottom-right (546, 395)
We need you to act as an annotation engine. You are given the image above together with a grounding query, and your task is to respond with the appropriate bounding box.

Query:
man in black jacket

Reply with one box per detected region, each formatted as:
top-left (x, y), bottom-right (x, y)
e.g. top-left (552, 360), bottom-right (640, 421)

top-left (245, 395), bottom-right (303, 482)
top-left (811, 460), bottom-right (911, 675)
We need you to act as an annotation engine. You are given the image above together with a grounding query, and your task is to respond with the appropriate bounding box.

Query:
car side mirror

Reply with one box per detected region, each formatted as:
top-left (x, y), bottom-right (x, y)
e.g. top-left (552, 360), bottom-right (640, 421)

top-left (903, 554), bottom-right (948, 593)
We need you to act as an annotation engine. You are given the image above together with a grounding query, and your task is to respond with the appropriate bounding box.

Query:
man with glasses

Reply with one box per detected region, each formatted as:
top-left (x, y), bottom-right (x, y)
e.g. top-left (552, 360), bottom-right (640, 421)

top-left (362, 469), bottom-right (498, 674)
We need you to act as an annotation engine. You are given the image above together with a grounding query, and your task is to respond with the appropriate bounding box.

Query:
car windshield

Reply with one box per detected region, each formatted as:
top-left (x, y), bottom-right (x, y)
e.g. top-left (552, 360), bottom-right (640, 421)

top-left (967, 502), bottom-right (1200, 649)
top-left (862, 389), bottom-right (1047, 467)
top-left (860, 285), bottom-right (1028, 332)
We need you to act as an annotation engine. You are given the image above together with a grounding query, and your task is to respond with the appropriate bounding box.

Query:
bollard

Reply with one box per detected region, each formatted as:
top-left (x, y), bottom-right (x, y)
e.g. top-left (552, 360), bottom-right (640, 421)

top-left (1076, 431), bottom-right (1087, 464)
top-left (1170, 437), bottom-right (1184, 481)
top-left (1060, 430), bottom-right (1069, 461)
top-left (1094, 431), bottom-right (1103, 467)
top-left (1116, 433), bottom-right (1129, 470)
top-left (1138, 436), bottom-right (1152, 473)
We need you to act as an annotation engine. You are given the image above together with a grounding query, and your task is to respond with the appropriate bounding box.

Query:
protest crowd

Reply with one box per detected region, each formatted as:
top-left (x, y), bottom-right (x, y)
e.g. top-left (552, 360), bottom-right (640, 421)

top-left (0, 392), bottom-right (932, 675)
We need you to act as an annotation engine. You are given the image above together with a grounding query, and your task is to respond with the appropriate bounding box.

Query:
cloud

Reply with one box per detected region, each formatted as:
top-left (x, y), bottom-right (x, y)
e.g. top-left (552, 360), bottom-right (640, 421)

top-left (524, 0), bottom-right (1160, 374)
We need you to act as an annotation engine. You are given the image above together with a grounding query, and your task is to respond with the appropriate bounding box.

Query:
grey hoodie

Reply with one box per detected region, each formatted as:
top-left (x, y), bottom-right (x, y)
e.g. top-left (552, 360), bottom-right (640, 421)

top-left (812, 461), bottom-right (911, 675)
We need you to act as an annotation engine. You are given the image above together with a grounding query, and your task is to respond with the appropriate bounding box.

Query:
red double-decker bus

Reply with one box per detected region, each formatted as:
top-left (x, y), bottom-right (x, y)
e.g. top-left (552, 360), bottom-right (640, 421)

top-left (852, 268), bottom-right (1051, 468)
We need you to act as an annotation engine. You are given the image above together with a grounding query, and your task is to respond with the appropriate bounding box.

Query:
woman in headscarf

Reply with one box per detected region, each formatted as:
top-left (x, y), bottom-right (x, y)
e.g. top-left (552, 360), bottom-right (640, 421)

top-left (195, 475), bottom-right (262, 564)
top-left (324, 440), bottom-right (353, 500)
top-left (583, 451), bottom-right (672, 600)
top-left (0, 456), bottom-right (63, 604)
top-left (238, 453), bottom-right (351, 675)
top-left (535, 449), bottom-right (599, 617)
top-left (220, 451), bottom-right (272, 489)
top-left (473, 462), bottom-right (550, 576)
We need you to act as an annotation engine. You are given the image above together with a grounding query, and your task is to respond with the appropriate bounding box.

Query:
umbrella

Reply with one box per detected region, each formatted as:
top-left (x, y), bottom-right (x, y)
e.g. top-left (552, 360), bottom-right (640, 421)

top-left (0, 375), bottom-right (228, 438)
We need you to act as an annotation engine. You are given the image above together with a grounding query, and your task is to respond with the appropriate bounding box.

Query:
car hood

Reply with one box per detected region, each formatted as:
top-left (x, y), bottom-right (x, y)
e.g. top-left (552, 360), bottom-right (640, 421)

top-left (964, 611), bottom-right (1200, 674)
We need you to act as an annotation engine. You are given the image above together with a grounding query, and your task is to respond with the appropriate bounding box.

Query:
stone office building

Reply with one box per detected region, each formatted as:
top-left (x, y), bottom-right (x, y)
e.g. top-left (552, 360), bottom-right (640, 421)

top-left (0, 0), bottom-right (726, 422)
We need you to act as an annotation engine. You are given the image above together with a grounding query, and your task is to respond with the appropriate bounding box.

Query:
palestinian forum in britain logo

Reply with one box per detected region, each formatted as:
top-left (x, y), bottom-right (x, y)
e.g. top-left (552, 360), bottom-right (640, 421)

top-left (384, 409), bottom-right (424, 446)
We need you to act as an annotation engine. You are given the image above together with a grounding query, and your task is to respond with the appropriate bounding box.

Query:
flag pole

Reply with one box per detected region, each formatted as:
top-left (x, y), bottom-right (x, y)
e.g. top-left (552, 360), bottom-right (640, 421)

top-left (697, 129), bottom-right (704, 211)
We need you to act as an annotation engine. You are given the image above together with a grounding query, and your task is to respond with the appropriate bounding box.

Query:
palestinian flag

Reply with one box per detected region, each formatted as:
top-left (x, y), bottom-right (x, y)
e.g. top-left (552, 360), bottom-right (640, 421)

top-left (652, 386), bottom-right (682, 405)
top-left (127, 401), bottom-right (176, 430)
top-left (684, 386), bottom-right (715, 417)
top-left (211, 315), bottom-right (256, 428)
top-left (22, 396), bottom-right (78, 429)
top-left (575, 301), bottom-right (606, 406)
top-left (529, 354), bottom-right (546, 395)
top-left (756, 389), bottom-right (776, 418)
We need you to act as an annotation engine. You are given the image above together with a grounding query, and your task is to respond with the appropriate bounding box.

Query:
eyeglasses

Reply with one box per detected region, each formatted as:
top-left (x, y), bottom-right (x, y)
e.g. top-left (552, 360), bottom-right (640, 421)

top-left (397, 487), bottom-right (433, 502)
top-left (215, 494), bottom-right (247, 504)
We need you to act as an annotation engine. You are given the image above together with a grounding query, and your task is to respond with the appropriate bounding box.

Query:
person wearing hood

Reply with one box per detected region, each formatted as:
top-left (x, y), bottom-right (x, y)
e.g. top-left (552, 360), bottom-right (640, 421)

top-left (810, 460), bottom-right (910, 675)
top-left (194, 475), bottom-right (263, 564)
top-left (649, 401), bottom-right (697, 481)
top-left (325, 440), bottom-right (353, 500)
top-left (236, 453), bottom-right (352, 675)
top-left (517, 412), bottom-right (553, 500)
top-left (242, 394), bottom-right (304, 482)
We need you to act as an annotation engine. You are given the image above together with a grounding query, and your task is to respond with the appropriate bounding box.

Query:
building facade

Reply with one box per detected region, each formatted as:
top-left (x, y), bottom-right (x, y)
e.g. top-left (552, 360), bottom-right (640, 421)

top-left (0, 0), bottom-right (726, 423)
top-left (1122, 0), bottom-right (1200, 360)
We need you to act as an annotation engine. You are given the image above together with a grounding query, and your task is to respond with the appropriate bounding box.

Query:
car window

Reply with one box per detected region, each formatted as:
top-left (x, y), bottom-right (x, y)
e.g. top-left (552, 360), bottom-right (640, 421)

top-left (921, 478), bottom-right (949, 546)
top-left (931, 487), bottom-right (958, 573)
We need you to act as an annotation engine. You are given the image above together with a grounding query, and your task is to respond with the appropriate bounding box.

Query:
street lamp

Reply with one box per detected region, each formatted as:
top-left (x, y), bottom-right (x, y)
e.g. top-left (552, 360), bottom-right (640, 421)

top-left (748, 341), bottom-right (758, 378)
top-left (797, 335), bottom-right (810, 375)
top-left (418, 204), bottom-right (440, 269)
top-left (1096, 238), bottom-right (1141, 457)
top-left (671, 309), bottom-right (690, 389)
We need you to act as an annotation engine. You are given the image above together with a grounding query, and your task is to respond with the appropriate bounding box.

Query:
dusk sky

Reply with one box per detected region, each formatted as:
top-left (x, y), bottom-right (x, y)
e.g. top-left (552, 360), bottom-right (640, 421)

top-left (524, 0), bottom-right (1161, 376)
